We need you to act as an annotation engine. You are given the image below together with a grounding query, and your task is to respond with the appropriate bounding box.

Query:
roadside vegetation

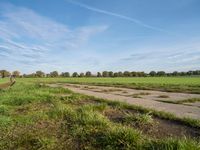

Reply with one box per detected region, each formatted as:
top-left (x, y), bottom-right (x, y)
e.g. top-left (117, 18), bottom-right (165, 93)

top-left (0, 81), bottom-right (200, 149)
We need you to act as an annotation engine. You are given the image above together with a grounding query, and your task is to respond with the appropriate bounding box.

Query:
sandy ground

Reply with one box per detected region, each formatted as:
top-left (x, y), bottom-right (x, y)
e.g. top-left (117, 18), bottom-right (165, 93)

top-left (48, 83), bottom-right (200, 120)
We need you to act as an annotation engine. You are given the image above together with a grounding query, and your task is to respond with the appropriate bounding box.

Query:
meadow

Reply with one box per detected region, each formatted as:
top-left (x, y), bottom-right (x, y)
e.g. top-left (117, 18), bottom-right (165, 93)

top-left (0, 78), bottom-right (200, 149)
top-left (9, 76), bottom-right (200, 94)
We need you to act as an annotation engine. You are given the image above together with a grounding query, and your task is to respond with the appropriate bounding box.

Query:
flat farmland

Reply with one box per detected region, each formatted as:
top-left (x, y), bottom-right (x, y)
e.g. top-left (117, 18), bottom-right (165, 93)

top-left (21, 77), bottom-right (200, 94)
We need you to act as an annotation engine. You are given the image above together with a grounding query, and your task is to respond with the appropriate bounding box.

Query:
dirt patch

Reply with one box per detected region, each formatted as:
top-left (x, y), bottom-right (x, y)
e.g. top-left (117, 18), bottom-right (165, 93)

top-left (104, 108), bottom-right (200, 140)
top-left (0, 82), bottom-right (11, 89)
top-left (14, 105), bottom-right (30, 115)
top-left (157, 95), bottom-right (170, 98)
top-left (153, 118), bottom-right (200, 139)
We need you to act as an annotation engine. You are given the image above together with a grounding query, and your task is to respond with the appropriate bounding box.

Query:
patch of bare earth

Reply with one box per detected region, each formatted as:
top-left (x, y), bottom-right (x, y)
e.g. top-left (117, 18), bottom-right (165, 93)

top-left (103, 108), bottom-right (200, 140)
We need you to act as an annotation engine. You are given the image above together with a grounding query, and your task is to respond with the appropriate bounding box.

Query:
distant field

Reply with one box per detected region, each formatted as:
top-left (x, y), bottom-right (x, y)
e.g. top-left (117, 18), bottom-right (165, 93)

top-left (19, 77), bottom-right (200, 85)
top-left (1, 77), bottom-right (200, 93)
top-left (19, 77), bottom-right (200, 94)
top-left (0, 78), bottom-right (8, 83)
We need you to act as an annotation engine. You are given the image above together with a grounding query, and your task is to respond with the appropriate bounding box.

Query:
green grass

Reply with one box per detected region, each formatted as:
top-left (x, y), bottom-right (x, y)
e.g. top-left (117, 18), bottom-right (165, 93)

top-left (0, 78), bottom-right (9, 83)
top-left (0, 81), bottom-right (200, 149)
top-left (124, 112), bottom-right (153, 126)
top-left (18, 77), bottom-right (200, 94)
top-left (0, 78), bottom-right (10, 84)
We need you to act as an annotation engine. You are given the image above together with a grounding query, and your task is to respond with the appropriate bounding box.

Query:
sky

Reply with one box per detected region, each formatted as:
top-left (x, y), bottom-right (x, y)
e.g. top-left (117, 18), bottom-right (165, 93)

top-left (0, 0), bottom-right (200, 73)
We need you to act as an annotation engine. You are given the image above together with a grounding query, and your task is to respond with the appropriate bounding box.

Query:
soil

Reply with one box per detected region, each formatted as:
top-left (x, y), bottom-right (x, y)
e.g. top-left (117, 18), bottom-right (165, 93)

top-left (47, 83), bottom-right (200, 120)
top-left (104, 108), bottom-right (200, 139)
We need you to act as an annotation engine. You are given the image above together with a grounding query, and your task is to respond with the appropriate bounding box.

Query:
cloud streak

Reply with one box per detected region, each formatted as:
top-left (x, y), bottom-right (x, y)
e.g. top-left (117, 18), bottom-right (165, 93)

top-left (67, 0), bottom-right (168, 33)
top-left (112, 43), bottom-right (200, 72)
top-left (0, 3), bottom-right (108, 72)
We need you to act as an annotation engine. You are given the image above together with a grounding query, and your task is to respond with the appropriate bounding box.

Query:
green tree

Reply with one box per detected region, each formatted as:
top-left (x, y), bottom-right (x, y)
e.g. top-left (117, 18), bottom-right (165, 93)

top-left (149, 71), bottom-right (156, 77)
top-left (79, 73), bottom-right (85, 77)
top-left (72, 72), bottom-right (79, 77)
top-left (0, 70), bottom-right (11, 78)
top-left (61, 72), bottom-right (70, 77)
top-left (50, 71), bottom-right (59, 77)
top-left (97, 72), bottom-right (102, 77)
top-left (113, 72), bottom-right (119, 77)
top-left (157, 71), bottom-right (166, 76)
top-left (108, 71), bottom-right (114, 77)
top-left (35, 71), bottom-right (45, 77)
top-left (131, 71), bottom-right (137, 77)
top-left (123, 71), bottom-right (130, 77)
top-left (102, 71), bottom-right (109, 77)
top-left (137, 72), bottom-right (146, 77)
top-left (12, 70), bottom-right (21, 77)
top-left (85, 71), bottom-right (92, 77)
top-left (118, 72), bottom-right (123, 77)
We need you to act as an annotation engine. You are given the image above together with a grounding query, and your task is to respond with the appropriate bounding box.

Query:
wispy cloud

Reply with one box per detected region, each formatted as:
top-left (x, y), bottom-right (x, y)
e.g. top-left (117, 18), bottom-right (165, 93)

top-left (113, 43), bottom-right (200, 72)
top-left (67, 0), bottom-right (168, 33)
top-left (0, 3), bottom-right (108, 72)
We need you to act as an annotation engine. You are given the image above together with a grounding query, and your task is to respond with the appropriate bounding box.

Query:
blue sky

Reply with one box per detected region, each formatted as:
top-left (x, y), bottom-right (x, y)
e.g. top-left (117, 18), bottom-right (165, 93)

top-left (0, 0), bottom-right (200, 73)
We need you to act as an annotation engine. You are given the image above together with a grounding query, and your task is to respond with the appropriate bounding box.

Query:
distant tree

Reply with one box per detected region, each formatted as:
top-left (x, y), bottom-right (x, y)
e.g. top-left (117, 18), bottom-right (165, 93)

top-left (118, 72), bottom-right (123, 77)
top-left (12, 70), bottom-right (20, 77)
top-left (102, 71), bottom-right (109, 77)
top-left (30, 73), bottom-right (36, 77)
top-left (172, 71), bottom-right (178, 76)
top-left (157, 71), bottom-right (166, 76)
top-left (131, 71), bottom-right (137, 77)
top-left (137, 72), bottom-right (146, 77)
top-left (123, 71), bottom-right (130, 77)
top-left (0, 70), bottom-right (11, 78)
top-left (72, 72), bottom-right (79, 77)
top-left (180, 72), bottom-right (186, 76)
top-left (50, 71), bottom-right (59, 77)
top-left (24, 73), bottom-right (36, 78)
top-left (108, 71), bottom-right (114, 77)
top-left (46, 74), bottom-right (50, 78)
top-left (193, 70), bottom-right (200, 75)
top-left (97, 72), bottom-right (102, 77)
top-left (113, 72), bottom-right (119, 77)
top-left (79, 73), bottom-right (85, 77)
top-left (61, 72), bottom-right (70, 77)
top-left (85, 71), bottom-right (92, 77)
top-left (149, 71), bottom-right (156, 77)
top-left (35, 71), bottom-right (45, 77)
top-left (187, 71), bottom-right (193, 76)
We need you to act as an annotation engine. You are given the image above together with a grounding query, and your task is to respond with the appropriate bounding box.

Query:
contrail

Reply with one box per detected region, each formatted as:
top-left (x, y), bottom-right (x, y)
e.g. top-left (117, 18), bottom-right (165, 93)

top-left (66, 0), bottom-right (168, 33)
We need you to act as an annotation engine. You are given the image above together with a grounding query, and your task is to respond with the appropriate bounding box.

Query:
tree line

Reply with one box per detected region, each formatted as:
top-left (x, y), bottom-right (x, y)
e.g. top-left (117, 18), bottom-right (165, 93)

top-left (0, 70), bottom-right (200, 78)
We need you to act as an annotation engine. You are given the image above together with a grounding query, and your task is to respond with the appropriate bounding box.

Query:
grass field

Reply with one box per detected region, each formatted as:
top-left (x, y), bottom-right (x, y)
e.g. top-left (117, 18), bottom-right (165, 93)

top-left (0, 79), bottom-right (200, 149)
top-left (17, 77), bottom-right (200, 94)
top-left (0, 78), bottom-right (8, 83)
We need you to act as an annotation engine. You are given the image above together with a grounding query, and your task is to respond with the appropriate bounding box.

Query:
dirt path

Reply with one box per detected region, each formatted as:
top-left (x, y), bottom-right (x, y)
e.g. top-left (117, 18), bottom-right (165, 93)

top-left (48, 83), bottom-right (200, 120)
